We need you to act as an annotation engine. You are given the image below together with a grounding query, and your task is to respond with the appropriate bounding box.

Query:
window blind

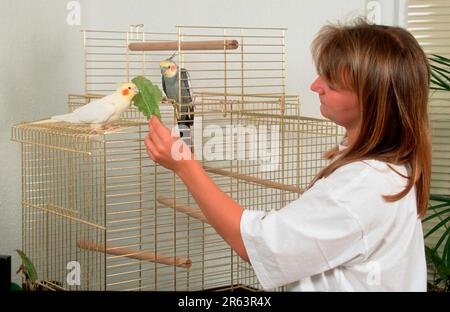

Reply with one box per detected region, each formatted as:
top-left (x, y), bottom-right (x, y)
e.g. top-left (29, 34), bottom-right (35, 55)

top-left (407, 0), bottom-right (450, 286)
top-left (408, 0), bottom-right (450, 195)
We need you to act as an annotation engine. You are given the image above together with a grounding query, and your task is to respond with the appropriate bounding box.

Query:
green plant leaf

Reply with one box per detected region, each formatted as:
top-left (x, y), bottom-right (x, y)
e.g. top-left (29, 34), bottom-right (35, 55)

top-left (425, 246), bottom-right (450, 283)
top-left (431, 71), bottom-right (450, 90)
top-left (11, 282), bottom-right (23, 291)
top-left (430, 54), bottom-right (450, 66)
top-left (424, 216), bottom-right (450, 239)
top-left (428, 199), bottom-right (450, 209)
top-left (432, 69), bottom-right (450, 83)
top-left (430, 86), bottom-right (448, 91)
top-left (430, 64), bottom-right (450, 76)
top-left (429, 57), bottom-right (450, 70)
top-left (430, 195), bottom-right (450, 202)
top-left (16, 249), bottom-right (38, 282)
top-left (131, 76), bottom-right (162, 120)
top-left (423, 207), bottom-right (450, 223)
top-left (432, 226), bottom-right (450, 253)
top-left (444, 234), bottom-right (450, 268)
top-left (428, 54), bottom-right (450, 91)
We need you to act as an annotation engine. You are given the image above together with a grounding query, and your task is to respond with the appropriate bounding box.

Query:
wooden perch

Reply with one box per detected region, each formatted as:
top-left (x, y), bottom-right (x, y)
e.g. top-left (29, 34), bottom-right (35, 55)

top-left (203, 166), bottom-right (304, 194)
top-left (157, 196), bottom-right (208, 224)
top-left (76, 240), bottom-right (192, 269)
top-left (128, 40), bottom-right (239, 51)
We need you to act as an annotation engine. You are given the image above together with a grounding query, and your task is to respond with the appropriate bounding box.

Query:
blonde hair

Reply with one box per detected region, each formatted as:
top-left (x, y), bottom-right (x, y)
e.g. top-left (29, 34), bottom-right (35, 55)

top-left (310, 19), bottom-right (431, 218)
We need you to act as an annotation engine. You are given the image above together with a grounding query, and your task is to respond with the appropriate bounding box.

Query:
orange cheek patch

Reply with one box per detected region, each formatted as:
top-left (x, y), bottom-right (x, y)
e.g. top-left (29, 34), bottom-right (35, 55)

top-left (122, 89), bottom-right (129, 96)
top-left (170, 65), bottom-right (176, 71)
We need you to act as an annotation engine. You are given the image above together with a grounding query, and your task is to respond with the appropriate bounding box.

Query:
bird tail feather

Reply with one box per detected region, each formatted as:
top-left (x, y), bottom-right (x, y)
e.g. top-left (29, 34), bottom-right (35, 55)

top-left (30, 119), bottom-right (60, 124)
top-left (30, 113), bottom-right (78, 124)
top-left (50, 113), bottom-right (79, 123)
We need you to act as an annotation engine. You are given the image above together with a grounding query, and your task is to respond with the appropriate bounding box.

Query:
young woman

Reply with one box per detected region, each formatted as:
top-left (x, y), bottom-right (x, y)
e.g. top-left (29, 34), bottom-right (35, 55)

top-left (144, 19), bottom-right (431, 291)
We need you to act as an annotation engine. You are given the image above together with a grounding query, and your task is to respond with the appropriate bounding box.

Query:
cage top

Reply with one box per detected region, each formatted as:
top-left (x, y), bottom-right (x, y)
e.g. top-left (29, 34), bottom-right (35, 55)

top-left (11, 119), bottom-right (146, 155)
top-left (175, 25), bottom-right (288, 31)
top-left (12, 119), bottom-right (144, 136)
top-left (80, 24), bottom-right (288, 33)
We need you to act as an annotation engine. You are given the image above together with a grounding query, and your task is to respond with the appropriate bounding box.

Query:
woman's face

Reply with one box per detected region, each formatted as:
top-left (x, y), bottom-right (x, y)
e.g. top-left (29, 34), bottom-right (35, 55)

top-left (310, 75), bottom-right (360, 130)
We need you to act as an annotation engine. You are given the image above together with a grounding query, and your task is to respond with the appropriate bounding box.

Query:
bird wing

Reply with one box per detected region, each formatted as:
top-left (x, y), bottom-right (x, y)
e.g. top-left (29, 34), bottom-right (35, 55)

top-left (161, 76), bottom-right (168, 97)
top-left (71, 95), bottom-right (116, 124)
top-left (180, 68), bottom-right (193, 104)
top-left (180, 68), bottom-right (194, 124)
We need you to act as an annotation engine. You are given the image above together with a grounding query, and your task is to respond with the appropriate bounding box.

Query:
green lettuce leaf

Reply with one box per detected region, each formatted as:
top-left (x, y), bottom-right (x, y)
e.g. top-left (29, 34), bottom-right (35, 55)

top-left (131, 76), bottom-right (162, 120)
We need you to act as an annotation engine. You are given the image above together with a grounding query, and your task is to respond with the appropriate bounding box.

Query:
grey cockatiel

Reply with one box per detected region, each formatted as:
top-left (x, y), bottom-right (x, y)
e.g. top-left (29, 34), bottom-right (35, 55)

top-left (159, 55), bottom-right (194, 150)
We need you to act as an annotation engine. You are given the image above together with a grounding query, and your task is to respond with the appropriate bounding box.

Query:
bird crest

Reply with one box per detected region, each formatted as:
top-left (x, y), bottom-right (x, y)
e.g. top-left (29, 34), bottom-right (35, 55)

top-left (167, 51), bottom-right (177, 61)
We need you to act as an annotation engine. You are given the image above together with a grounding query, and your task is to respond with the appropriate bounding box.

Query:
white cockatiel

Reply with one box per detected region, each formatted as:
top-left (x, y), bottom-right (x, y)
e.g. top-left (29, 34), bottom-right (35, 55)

top-left (35, 83), bottom-right (139, 132)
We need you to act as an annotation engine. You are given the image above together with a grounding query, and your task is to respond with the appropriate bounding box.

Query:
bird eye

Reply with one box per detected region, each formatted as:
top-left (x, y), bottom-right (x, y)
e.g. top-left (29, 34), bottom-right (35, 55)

top-left (128, 87), bottom-right (131, 90)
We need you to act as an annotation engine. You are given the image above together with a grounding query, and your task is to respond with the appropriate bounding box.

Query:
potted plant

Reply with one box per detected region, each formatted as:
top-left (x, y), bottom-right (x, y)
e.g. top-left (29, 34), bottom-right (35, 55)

top-left (423, 54), bottom-right (450, 292)
top-left (424, 195), bottom-right (450, 292)
top-left (15, 249), bottom-right (64, 291)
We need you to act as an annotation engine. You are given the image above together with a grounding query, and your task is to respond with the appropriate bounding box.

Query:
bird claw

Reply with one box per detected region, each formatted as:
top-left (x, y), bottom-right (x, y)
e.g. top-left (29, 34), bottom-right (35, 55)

top-left (104, 124), bottom-right (121, 132)
top-left (89, 128), bottom-right (104, 135)
top-left (88, 124), bottom-right (121, 135)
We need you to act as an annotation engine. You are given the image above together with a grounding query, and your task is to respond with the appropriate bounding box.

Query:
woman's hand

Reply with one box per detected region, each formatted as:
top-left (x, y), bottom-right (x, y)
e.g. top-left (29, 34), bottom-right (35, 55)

top-left (144, 116), bottom-right (193, 174)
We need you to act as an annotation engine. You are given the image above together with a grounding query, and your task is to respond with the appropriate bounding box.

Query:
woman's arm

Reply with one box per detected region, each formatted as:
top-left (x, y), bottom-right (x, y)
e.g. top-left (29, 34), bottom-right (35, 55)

top-left (144, 116), bottom-right (249, 261)
top-left (177, 160), bottom-right (249, 261)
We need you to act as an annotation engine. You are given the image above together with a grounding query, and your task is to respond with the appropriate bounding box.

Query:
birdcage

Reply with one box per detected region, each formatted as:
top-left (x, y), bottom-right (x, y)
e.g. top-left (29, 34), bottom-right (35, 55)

top-left (11, 25), bottom-right (343, 291)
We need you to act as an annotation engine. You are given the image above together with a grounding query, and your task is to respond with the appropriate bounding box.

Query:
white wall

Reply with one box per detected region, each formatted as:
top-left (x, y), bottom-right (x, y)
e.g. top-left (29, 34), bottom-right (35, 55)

top-left (1, 0), bottom-right (402, 285)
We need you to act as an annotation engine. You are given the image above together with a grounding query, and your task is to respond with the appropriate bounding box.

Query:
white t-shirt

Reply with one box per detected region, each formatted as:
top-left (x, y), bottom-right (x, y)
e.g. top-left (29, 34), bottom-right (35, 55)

top-left (240, 159), bottom-right (427, 291)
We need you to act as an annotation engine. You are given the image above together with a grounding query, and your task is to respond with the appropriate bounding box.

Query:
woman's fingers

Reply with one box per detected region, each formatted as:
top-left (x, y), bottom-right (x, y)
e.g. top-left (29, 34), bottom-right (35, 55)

top-left (146, 117), bottom-right (185, 170)
top-left (149, 116), bottom-right (170, 142)
top-left (148, 119), bottom-right (165, 147)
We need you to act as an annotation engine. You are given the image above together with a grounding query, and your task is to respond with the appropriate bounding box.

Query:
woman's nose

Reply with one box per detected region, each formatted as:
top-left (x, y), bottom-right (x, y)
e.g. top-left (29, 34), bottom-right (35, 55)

top-left (310, 77), bottom-right (324, 94)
